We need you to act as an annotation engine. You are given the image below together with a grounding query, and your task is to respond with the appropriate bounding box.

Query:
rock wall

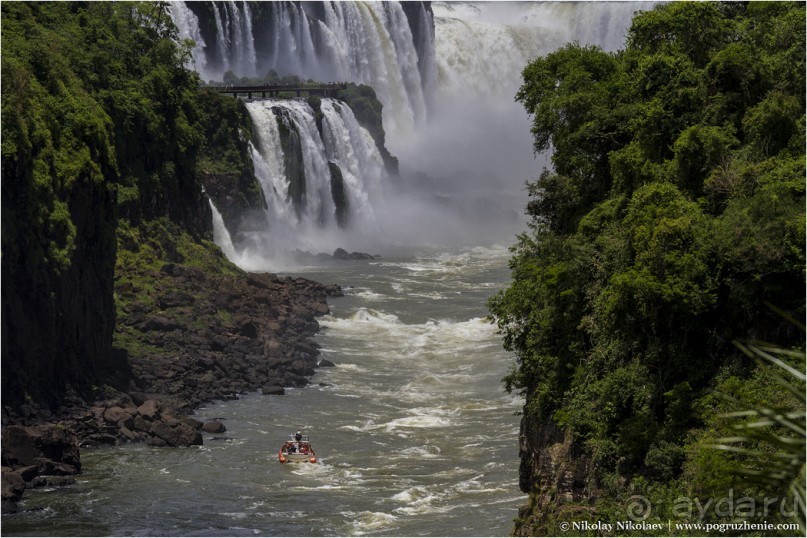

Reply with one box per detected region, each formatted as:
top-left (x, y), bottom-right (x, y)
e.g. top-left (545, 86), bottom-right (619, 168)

top-left (1, 156), bottom-right (117, 413)
top-left (513, 414), bottom-right (593, 535)
top-left (195, 90), bottom-right (267, 235)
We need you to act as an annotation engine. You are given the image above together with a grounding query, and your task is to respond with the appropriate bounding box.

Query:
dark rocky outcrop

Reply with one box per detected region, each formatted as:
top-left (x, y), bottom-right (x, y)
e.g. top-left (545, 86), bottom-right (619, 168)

top-left (114, 263), bottom-right (342, 414)
top-left (196, 90), bottom-right (267, 236)
top-left (329, 162), bottom-right (350, 228)
top-left (512, 416), bottom-right (593, 535)
top-left (1, 424), bottom-right (82, 513)
top-left (333, 248), bottom-right (375, 261)
top-left (68, 395), bottom-right (204, 449)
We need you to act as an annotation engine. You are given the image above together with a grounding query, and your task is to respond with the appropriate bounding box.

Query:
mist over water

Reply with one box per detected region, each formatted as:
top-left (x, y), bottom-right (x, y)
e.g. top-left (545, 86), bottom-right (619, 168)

top-left (0, 6), bottom-right (657, 536)
top-left (170, 2), bottom-right (651, 269)
top-left (392, 2), bottom-right (652, 250)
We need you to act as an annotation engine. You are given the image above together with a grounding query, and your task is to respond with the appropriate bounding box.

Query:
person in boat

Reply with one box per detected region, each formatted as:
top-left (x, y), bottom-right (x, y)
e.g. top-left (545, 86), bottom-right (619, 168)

top-left (294, 431), bottom-right (303, 442)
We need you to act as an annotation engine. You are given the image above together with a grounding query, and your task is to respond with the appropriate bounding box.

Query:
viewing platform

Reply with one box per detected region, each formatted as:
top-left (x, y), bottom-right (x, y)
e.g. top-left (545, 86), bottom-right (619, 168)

top-left (203, 82), bottom-right (348, 99)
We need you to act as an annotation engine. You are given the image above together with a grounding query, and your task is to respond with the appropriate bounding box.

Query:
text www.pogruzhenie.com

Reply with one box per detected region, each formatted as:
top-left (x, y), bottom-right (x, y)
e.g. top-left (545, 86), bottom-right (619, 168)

top-left (559, 520), bottom-right (801, 534)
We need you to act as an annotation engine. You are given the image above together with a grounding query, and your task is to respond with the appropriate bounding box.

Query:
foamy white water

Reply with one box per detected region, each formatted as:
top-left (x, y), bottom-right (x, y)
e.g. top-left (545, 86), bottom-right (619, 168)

top-left (5, 246), bottom-right (522, 537)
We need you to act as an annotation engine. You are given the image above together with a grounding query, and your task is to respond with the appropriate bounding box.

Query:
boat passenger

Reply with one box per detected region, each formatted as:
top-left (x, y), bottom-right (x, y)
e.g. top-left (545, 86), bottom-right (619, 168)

top-left (295, 431), bottom-right (303, 442)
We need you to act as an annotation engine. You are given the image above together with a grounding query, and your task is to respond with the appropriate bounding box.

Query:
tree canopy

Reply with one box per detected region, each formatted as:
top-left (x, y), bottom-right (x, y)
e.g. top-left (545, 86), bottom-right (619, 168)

top-left (491, 2), bottom-right (805, 531)
top-left (1, 1), bottom-right (216, 409)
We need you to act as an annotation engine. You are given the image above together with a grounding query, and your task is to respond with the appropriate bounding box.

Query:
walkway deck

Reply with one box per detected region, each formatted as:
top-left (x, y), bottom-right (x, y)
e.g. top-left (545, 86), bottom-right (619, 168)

top-left (204, 82), bottom-right (348, 99)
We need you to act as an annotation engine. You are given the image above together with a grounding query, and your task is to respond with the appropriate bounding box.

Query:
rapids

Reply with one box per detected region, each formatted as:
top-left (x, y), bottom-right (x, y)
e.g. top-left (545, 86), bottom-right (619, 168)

top-left (3, 246), bottom-right (523, 536)
top-left (2, 4), bottom-right (656, 535)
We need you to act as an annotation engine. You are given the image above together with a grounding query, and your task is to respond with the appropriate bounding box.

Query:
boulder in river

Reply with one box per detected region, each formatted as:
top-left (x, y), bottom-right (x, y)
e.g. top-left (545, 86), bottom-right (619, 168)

top-left (1, 424), bottom-right (81, 475)
top-left (1, 424), bottom-right (81, 513)
top-left (201, 421), bottom-right (227, 434)
top-left (148, 420), bottom-right (202, 447)
top-left (262, 385), bottom-right (285, 396)
top-left (333, 248), bottom-right (374, 260)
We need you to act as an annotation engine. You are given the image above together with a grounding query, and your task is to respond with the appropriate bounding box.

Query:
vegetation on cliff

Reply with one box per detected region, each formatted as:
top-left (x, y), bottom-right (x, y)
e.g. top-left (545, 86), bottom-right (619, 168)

top-left (339, 83), bottom-right (399, 176)
top-left (489, 2), bottom-right (805, 534)
top-left (1, 1), bottom-right (206, 412)
top-left (195, 89), bottom-right (266, 231)
top-left (0, 2), bottom-right (265, 415)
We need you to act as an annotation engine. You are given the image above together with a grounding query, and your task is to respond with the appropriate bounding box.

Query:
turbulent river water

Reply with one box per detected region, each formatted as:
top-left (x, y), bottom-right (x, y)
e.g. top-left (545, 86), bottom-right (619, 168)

top-left (4, 245), bottom-right (524, 537)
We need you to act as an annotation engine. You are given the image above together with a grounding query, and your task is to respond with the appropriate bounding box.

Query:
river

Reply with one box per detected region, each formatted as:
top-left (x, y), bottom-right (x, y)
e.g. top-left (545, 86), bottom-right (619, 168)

top-left (4, 245), bottom-right (524, 537)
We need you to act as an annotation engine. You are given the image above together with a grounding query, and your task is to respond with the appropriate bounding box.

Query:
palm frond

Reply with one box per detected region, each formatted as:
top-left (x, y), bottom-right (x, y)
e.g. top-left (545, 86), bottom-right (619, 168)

top-left (713, 338), bottom-right (806, 533)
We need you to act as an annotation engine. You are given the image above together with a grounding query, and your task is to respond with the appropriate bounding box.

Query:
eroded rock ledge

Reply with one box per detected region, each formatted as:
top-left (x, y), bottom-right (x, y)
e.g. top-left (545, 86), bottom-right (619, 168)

top-left (116, 264), bottom-right (341, 411)
top-left (513, 414), bottom-right (593, 536)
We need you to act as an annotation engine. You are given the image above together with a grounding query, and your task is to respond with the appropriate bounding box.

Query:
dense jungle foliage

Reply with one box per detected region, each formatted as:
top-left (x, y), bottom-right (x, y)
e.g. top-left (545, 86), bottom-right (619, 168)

top-left (489, 2), bottom-right (805, 532)
top-left (1, 2), bottom-right (246, 410)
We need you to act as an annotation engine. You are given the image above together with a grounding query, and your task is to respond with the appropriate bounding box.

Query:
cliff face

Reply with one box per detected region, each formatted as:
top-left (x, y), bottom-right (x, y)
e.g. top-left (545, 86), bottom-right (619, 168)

top-left (513, 415), bottom-right (592, 535)
top-left (1, 3), bottom-right (120, 411)
top-left (195, 90), bottom-right (266, 235)
top-left (1, 135), bottom-right (118, 412)
top-left (1, 3), bottom-right (242, 416)
top-left (494, 3), bottom-right (807, 535)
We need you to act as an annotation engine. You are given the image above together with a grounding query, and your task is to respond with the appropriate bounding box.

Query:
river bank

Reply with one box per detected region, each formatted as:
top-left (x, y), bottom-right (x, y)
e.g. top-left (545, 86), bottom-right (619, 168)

top-left (3, 245), bottom-right (523, 537)
top-left (1, 260), bottom-right (342, 514)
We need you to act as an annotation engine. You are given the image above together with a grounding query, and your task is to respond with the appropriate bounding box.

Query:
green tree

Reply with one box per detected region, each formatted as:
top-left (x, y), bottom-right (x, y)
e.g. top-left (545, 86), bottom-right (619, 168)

top-left (494, 3), bottom-right (805, 534)
top-left (1, 1), bottom-right (213, 410)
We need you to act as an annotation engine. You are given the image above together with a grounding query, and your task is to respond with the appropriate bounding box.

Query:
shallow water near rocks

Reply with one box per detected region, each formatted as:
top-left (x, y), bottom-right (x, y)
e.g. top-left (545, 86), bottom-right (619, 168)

top-left (4, 246), bottom-right (523, 536)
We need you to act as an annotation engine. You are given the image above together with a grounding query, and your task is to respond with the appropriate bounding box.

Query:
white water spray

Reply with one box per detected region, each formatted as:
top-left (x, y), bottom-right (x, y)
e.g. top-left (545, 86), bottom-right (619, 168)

top-left (169, 2), bottom-right (653, 268)
top-left (223, 98), bottom-right (387, 268)
top-left (168, 2), bottom-right (209, 79)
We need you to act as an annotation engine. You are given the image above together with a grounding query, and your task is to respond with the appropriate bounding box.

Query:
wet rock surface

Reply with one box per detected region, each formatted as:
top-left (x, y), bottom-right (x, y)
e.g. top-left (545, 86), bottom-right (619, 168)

top-left (1, 424), bottom-right (82, 513)
top-left (1, 263), bottom-right (341, 512)
top-left (115, 264), bottom-right (341, 414)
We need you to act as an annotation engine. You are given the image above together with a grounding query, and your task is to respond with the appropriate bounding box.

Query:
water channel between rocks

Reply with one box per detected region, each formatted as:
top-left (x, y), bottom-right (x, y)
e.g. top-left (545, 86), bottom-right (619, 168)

top-left (4, 246), bottom-right (524, 537)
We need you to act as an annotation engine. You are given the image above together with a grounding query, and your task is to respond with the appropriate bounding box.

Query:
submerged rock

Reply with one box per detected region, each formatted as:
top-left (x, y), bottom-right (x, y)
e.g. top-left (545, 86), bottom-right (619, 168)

top-left (262, 386), bottom-right (285, 396)
top-left (201, 421), bottom-right (227, 434)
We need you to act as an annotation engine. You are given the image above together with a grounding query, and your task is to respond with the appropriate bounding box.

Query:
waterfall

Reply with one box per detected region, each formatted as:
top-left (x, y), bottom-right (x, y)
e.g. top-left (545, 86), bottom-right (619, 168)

top-left (394, 1), bottom-right (656, 187)
top-left (172, 1), bottom-right (433, 151)
top-left (168, 2), bottom-right (209, 79)
top-left (206, 1), bottom-right (258, 78)
top-left (232, 98), bottom-right (386, 265)
top-left (169, 2), bottom-right (652, 266)
top-left (209, 199), bottom-right (239, 262)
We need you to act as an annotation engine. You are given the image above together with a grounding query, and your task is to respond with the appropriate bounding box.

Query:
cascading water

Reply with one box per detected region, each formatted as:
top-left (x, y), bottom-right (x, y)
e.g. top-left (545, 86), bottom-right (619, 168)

top-left (229, 98), bottom-right (386, 269)
top-left (395, 1), bottom-right (656, 189)
top-left (174, 1), bottom-right (433, 146)
top-left (168, 1), bottom-right (654, 267)
top-left (208, 199), bottom-right (239, 261)
top-left (168, 2), bottom-right (209, 79)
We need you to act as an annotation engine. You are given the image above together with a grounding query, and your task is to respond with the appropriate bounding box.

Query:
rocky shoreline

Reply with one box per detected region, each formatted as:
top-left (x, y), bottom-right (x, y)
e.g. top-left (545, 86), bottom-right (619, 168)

top-left (1, 264), bottom-right (342, 513)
